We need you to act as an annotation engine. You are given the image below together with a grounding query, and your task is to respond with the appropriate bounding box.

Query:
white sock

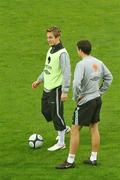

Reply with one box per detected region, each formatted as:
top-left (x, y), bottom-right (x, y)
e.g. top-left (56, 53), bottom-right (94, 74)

top-left (90, 152), bottom-right (97, 161)
top-left (58, 130), bottom-right (65, 145)
top-left (67, 154), bottom-right (75, 163)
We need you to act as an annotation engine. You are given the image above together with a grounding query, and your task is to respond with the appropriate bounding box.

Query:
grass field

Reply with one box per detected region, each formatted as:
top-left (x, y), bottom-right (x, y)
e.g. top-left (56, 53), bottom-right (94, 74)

top-left (0, 0), bottom-right (120, 179)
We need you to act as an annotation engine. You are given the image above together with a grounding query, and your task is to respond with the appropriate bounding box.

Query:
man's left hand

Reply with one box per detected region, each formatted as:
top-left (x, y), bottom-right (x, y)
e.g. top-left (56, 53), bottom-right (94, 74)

top-left (61, 92), bottom-right (68, 101)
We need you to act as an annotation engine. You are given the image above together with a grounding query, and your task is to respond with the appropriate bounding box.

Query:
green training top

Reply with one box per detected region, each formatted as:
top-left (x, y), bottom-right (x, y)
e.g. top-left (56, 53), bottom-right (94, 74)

top-left (43, 47), bottom-right (68, 90)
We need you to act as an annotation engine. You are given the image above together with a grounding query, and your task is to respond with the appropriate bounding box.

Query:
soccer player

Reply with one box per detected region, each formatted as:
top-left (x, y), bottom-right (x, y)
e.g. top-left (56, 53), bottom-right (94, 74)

top-left (56, 40), bottom-right (113, 168)
top-left (32, 26), bottom-right (71, 151)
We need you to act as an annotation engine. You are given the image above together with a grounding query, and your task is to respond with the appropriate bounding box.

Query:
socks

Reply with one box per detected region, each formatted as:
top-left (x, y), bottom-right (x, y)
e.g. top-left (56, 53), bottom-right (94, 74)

top-left (67, 154), bottom-right (75, 164)
top-left (67, 152), bottom-right (97, 163)
top-left (58, 130), bottom-right (65, 145)
top-left (90, 152), bottom-right (97, 161)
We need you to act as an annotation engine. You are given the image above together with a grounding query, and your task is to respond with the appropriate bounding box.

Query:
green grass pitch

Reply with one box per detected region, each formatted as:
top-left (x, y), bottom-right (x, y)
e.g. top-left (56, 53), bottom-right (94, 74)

top-left (0, 0), bottom-right (120, 179)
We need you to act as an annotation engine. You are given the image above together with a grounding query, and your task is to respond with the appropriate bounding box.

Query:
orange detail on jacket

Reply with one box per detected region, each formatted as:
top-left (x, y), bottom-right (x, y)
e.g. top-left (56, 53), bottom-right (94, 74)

top-left (92, 64), bottom-right (98, 72)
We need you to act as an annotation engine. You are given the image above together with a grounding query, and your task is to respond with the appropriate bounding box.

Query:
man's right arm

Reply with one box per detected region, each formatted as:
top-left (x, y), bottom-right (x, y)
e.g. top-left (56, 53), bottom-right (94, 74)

top-left (32, 72), bottom-right (44, 89)
top-left (36, 72), bottom-right (44, 83)
top-left (99, 63), bottom-right (113, 94)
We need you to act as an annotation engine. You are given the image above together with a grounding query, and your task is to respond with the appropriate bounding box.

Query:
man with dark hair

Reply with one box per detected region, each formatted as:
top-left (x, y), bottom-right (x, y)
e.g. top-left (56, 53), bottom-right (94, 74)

top-left (32, 26), bottom-right (71, 151)
top-left (56, 40), bottom-right (113, 169)
top-left (77, 40), bottom-right (91, 55)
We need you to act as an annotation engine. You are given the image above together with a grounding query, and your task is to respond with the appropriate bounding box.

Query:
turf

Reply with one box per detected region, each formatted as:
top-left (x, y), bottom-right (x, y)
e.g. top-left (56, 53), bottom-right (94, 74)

top-left (0, 0), bottom-right (120, 179)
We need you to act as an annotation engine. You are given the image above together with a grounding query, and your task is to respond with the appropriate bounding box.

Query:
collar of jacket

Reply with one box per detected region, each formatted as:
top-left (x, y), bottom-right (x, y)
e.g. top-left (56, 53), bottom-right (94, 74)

top-left (50, 43), bottom-right (64, 54)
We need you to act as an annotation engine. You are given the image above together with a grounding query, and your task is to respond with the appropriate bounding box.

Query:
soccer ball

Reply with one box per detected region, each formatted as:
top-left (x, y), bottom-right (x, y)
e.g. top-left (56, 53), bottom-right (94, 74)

top-left (28, 134), bottom-right (43, 149)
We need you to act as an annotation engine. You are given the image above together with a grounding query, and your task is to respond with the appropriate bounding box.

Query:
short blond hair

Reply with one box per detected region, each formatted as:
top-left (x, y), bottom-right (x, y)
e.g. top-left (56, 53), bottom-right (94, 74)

top-left (46, 26), bottom-right (61, 38)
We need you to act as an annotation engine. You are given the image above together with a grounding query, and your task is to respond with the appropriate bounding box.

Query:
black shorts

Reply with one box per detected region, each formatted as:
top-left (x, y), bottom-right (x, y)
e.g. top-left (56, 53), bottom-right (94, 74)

top-left (41, 86), bottom-right (66, 131)
top-left (72, 97), bottom-right (102, 126)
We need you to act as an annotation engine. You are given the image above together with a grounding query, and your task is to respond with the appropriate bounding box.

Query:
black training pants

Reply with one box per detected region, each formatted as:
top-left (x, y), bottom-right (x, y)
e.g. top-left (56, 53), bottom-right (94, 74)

top-left (41, 86), bottom-right (66, 131)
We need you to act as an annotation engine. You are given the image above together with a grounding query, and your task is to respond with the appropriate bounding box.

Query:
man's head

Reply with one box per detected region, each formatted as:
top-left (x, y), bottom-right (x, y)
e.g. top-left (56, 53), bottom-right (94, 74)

top-left (46, 26), bottom-right (61, 46)
top-left (77, 40), bottom-right (92, 57)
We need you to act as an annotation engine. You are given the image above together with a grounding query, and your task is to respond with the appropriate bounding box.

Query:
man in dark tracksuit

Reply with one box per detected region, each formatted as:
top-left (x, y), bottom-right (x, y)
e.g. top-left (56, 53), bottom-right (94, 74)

top-left (32, 26), bottom-right (71, 151)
